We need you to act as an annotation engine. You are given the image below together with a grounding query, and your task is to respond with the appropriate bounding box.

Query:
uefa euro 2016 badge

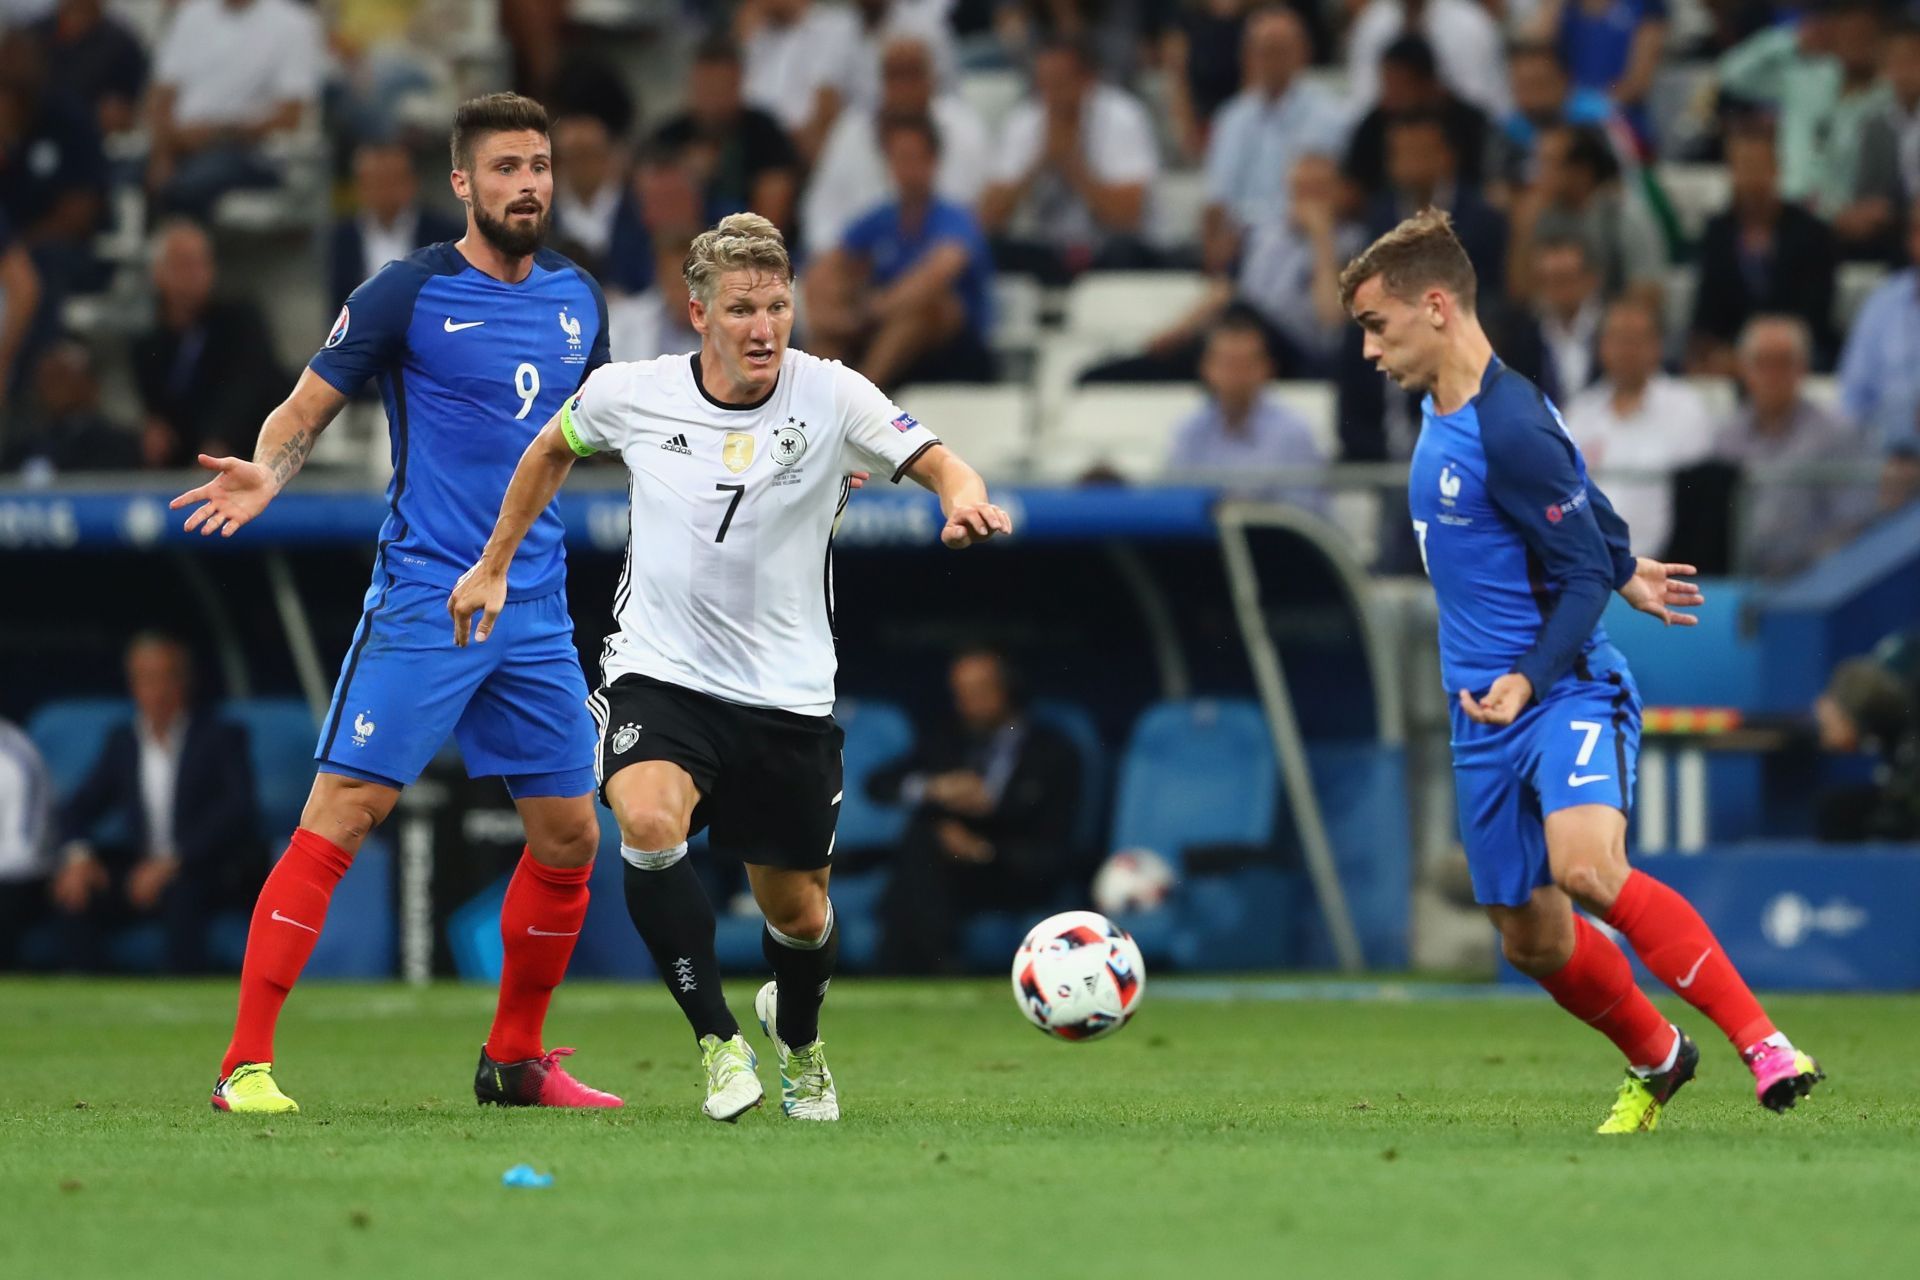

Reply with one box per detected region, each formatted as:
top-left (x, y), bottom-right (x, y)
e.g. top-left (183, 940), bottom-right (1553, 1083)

top-left (722, 433), bottom-right (755, 473)
top-left (772, 420), bottom-right (807, 466)
top-left (611, 723), bottom-right (640, 754)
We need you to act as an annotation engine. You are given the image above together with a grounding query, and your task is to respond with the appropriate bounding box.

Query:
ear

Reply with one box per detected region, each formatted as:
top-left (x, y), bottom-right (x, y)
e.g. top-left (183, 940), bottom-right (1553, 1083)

top-left (688, 294), bottom-right (708, 336)
top-left (450, 168), bottom-right (470, 203)
top-left (1425, 288), bottom-right (1450, 328)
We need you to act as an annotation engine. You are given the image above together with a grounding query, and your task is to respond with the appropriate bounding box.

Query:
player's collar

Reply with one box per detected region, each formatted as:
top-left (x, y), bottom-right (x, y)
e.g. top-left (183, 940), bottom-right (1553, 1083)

top-left (689, 352), bottom-right (780, 412)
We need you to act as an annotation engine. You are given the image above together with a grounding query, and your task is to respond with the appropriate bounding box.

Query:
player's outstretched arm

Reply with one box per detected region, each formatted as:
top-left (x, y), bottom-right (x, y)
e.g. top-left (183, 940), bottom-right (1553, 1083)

top-left (169, 369), bottom-right (349, 537)
top-left (901, 444), bottom-right (1013, 548)
top-left (1619, 558), bottom-right (1705, 627)
top-left (449, 412), bottom-right (578, 646)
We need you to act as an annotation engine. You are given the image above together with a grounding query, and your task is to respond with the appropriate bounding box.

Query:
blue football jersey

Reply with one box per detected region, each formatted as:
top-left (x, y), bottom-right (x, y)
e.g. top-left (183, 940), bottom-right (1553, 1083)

top-left (1408, 357), bottom-right (1639, 698)
top-left (309, 242), bottom-right (609, 597)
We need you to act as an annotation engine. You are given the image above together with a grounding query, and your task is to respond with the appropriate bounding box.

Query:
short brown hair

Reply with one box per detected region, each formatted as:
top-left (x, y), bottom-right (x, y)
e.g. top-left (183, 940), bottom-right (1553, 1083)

top-left (684, 212), bottom-right (792, 306)
top-left (450, 92), bottom-right (550, 172)
top-left (1338, 207), bottom-right (1477, 313)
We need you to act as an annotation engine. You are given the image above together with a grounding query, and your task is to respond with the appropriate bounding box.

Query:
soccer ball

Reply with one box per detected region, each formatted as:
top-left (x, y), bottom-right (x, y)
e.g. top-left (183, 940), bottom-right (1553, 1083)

top-left (1091, 847), bottom-right (1176, 915)
top-left (1010, 910), bottom-right (1146, 1041)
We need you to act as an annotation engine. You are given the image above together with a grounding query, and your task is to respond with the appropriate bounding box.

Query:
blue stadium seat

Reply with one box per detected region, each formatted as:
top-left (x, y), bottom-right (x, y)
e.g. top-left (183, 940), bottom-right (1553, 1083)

top-left (221, 697), bottom-right (320, 842)
top-left (25, 697), bottom-right (132, 799)
top-left (1109, 699), bottom-right (1278, 870)
top-left (1030, 698), bottom-right (1106, 858)
top-left (834, 698), bottom-right (914, 852)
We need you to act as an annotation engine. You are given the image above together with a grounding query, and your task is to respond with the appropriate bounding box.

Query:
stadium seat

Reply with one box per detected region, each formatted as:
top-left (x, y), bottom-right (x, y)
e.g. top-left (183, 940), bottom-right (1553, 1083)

top-left (988, 274), bottom-right (1044, 356)
top-left (1062, 271), bottom-right (1214, 344)
top-left (26, 698), bottom-right (132, 799)
top-left (1685, 375), bottom-right (1738, 424)
top-left (1836, 262), bottom-right (1888, 332)
top-left (1271, 380), bottom-right (1339, 458)
top-left (1029, 699), bottom-right (1108, 859)
top-left (1803, 374), bottom-right (1839, 412)
top-left (834, 698), bottom-right (915, 852)
top-left (957, 68), bottom-right (1025, 132)
top-left (1151, 171), bottom-right (1208, 252)
top-left (1109, 700), bottom-right (1277, 871)
top-left (891, 384), bottom-right (1032, 481)
top-left (1036, 333), bottom-right (1127, 421)
top-left (1657, 164), bottom-right (1730, 242)
top-left (1037, 385), bottom-right (1203, 483)
top-left (221, 698), bottom-right (320, 843)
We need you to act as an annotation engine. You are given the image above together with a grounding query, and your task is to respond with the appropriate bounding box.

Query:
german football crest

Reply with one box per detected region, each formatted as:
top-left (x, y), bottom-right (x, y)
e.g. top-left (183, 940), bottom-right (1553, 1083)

top-left (611, 723), bottom-right (640, 754)
top-left (772, 422), bottom-right (807, 466)
top-left (722, 433), bottom-right (755, 474)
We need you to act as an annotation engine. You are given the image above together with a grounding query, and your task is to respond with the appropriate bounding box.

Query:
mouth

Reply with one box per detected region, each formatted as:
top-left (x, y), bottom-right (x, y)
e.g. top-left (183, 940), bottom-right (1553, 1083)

top-left (507, 201), bottom-right (542, 218)
top-left (743, 347), bottom-right (776, 370)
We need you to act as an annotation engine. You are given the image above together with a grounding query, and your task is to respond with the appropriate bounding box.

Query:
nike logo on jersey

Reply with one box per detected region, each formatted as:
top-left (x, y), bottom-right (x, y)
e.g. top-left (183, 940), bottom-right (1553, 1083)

top-left (271, 909), bottom-right (319, 934)
top-left (527, 926), bottom-right (581, 938)
top-left (1567, 772), bottom-right (1611, 787)
top-left (443, 318), bottom-right (485, 332)
top-left (1676, 949), bottom-right (1712, 988)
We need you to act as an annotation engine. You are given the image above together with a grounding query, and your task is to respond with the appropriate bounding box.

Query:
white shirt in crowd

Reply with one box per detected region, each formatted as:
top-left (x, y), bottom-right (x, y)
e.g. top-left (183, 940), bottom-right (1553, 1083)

top-left (1345, 0), bottom-right (1510, 119)
top-left (154, 0), bottom-right (324, 130)
top-left (1541, 297), bottom-right (1603, 400)
top-left (561, 349), bottom-right (942, 715)
top-left (1203, 81), bottom-right (1347, 232)
top-left (1564, 375), bottom-right (1717, 557)
top-left (607, 291), bottom-right (701, 365)
top-left (0, 720), bottom-right (51, 883)
top-left (136, 717), bottom-right (185, 861)
top-left (993, 84), bottom-right (1159, 249)
top-left (555, 180), bottom-right (625, 260)
top-left (358, 208), bottom-right (419, 280)
top-left (744, 2), bottom-right (866, 135)
top-left (801, 95), bottom-right (992, 255)
top-left (845, 5), bottom-right (960, 112)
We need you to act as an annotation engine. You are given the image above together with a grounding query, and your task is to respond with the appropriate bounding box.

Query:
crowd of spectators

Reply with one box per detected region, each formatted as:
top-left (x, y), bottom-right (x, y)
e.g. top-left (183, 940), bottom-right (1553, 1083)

top-left (1, 0), bottom-right (1919, 581)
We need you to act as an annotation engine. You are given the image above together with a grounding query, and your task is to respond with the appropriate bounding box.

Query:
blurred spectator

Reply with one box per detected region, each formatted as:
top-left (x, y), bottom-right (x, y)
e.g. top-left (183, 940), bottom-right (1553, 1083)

top-left (1163, 314), bottom-right (1327, 502)
top-left (1086, 152), bottom-right (1358, 383)
top-left (844, 0), bottom-right (960, 115)
top-left (1814, 657), bottom-right (1920, 841)
top-left (1160, 0), bottom-right (1253, 163)
top-left (608, 148), bottom-right (704, 363)
top-left (28, 0), bottom-right (145, 136)
top-left (1880, 442), bottom-right (1920, 515)
top-left (327, 142), bottom-right (461, 312)
top-left (1342, 34), bottom-right (1494, 202)
top-left (1687, 126), bottom-right (1837, 376)
top-left (977, 38), bottom-right (1159, 282)
top-left (1564, 297), bottom-right (1714, 555)
top-left (50, 634), bottom-right (260, 974)
top-left (739, 0), bottom-right (865, 165)
top-left (0, 715), bottom-right (52, 970)
top-left (325, 0), bottom-right (445, 148)
top-left (1711, 315), bottom-right (1867, 579)
top-left (0, 28), bottom-right (108, 300)
top-left (991, 0), bottom-right (1184, 86)
top-left (1717, 0), bottom-right (1889, 221)
top-left (1510, 124), bottom-right (1664, 303)
top-left (804, 115), bottom-right (995, 389)
top-left (132, 220), bottom-right (285, 468)
top-left (802, 33), bottom-right (991, 258)
top-left (1201, 7), bottom-right (1342, 275)
top-left (550, 112), bottom-right (649, 295)
top-left (1531, 235), bottom-right (1605, 398)
top-left (1843, 21), bottom-right (1920, 264)
top-left (1364, 111), bottom-right (1507, 296)
top-left (0, 210), bottom-right (38, 406)
top-left (652, 36), bottom-right (801, 236)
top-left (1533, 0), bottom-right (1667, 144)
top-left (869, 648), bottom-right (1081, 974)
top-left (1, 338), bottom-right (139, 477)
top-left (146, 0), bottom-right (325, 219)
top-left (1346, 0), bottom-right (1509, 120)
top-left (1838, 198), bottom-right (1920, 450)
top-left (1495, 40), bottom-right (1622, 190)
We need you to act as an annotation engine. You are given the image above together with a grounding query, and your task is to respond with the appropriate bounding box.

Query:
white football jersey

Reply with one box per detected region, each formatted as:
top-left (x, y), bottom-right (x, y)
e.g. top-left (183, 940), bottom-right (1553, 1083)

top-left (560, 349), bottom-right (942, 714)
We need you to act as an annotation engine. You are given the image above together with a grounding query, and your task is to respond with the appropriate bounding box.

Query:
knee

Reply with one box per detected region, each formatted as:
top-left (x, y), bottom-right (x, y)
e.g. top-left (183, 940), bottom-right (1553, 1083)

top-left (1553, 861), bottom-right (1625, 912)
top-left (617, 806), bottom-right (688, 857)
top-left (765, 896), bottom-right (829, 944)
top-left (1500, 929), bottom-right (1572, 977)
top-left (304, 793), bottom-right (387, 850)
top-left (532, 814), bottom-right (600, 869)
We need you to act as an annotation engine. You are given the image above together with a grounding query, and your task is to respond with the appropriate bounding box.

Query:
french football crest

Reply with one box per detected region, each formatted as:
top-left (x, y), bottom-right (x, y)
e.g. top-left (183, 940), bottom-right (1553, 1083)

top-left (722, 432), bottom-right (755, 474)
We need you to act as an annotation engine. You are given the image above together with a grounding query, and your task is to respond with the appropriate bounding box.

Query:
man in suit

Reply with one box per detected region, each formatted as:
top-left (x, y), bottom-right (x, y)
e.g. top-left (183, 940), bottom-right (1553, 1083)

top-left (49, 633), bottom-right (260, 972)
top-left (131, 219), bottom-right (286, 466)
top-left (869, 649), bottom-right (1081, 974)
top-left (327, 141), bottom-right (460, 312)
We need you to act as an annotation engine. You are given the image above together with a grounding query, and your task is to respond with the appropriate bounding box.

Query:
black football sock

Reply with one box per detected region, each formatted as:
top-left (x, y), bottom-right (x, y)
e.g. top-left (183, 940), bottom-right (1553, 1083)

top-left (621, 846), bottom-right (738, 1043)
top-left (761, 901), bottom-right (838, 1048)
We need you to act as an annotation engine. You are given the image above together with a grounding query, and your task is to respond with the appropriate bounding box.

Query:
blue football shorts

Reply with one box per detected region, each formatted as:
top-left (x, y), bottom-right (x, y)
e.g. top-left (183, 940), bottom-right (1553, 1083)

top-left (314, 575), bottom-right (597, 799)
top-left (1448, 667), bottom-right (1642, 908)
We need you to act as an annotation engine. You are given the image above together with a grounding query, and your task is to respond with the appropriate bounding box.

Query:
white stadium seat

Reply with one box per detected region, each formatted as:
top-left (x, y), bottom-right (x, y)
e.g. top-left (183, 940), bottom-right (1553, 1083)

top-left (1685, 376), bottom-right (1738, 424)
top-left (1034, 385), bottom-right (1205, 483)
top-left (893, 384), bottom-right (1033, 482)
top-left (957, 69), bottom-right (1026, 134)
top-left (1062, 271), bottom-right (1214, 343)
top-left (1271, 380), bottom-right (1339, 458)
top-left (1836, 262), bottom-right (1889, 332)
top-left (989, 275), bottom-right (1044, 356)
top-left (1803, 375), bottom-right (1840, 413)
top-left (1151, 170), bottom-right (1207, 252)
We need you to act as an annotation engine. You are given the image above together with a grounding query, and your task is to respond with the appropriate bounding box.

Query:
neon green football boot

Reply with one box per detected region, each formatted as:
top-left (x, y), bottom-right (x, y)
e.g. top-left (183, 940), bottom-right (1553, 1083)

top-left (1597, 1030), bottom-right (1698, 1134)
top-left (211, 1062), bottom-right (300, 1114)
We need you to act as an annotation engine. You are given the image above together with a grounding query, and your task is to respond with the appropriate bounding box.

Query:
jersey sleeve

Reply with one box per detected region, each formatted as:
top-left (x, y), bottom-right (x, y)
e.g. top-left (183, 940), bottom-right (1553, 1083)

top-left (307, 259), bottom-right (424, 396)
top-left (558, 361), bottom-right (636, 457)
top-left (1480, 399), bottom-right (1619, 697)
top-left (1586, 479), bottom-right (1640, 589)
top-left (583, 269), bottom-right (611, 379)
top-left (832, 362), bottom-right (942, 482)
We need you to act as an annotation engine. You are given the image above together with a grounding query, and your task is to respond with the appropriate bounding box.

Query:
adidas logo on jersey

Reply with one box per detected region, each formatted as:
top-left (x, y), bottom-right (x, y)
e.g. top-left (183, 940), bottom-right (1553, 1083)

top-left (661, 434), bottom-right (692, 454)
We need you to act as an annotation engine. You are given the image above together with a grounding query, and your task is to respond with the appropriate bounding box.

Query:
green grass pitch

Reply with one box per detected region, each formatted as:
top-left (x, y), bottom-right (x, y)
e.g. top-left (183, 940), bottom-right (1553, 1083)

top-left (3, 978), bottom-right (1917, 1279)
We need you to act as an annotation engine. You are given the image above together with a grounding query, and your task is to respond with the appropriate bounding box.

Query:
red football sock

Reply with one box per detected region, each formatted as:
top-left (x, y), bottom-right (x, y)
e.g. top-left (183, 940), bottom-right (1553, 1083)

top-left (485, 850), bottom-right (592, 1063)
top-left (221, 828), bottom-right (353, 1075)
top-left (1605, 870), bottom-right (1775, 1052)
top-left (1535, 915), bottom-right (1677, 1069)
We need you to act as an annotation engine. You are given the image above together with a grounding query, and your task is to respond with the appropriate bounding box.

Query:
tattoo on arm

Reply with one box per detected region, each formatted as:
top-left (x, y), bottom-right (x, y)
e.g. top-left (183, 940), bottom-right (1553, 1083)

top-left (261, 428), bottom-right (315, 489)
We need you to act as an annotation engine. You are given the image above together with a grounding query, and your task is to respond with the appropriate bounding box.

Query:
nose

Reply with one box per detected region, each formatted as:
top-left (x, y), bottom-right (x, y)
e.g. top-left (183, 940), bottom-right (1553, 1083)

top-left (749, 311), bottom-right (773, 343)
top-left (1362, 332), bottom-right (1381, 361)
